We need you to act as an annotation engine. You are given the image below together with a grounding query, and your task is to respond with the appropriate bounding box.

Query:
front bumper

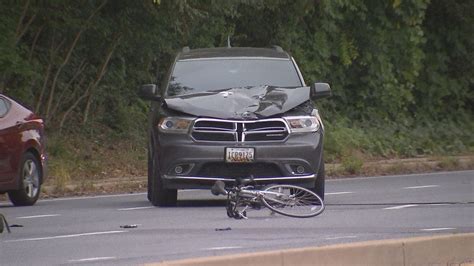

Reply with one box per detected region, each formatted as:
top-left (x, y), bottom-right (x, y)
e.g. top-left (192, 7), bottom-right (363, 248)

top-left (162, 174), bottom-right (317, 189)
top-left (154, 130), bottom-right (324, 189)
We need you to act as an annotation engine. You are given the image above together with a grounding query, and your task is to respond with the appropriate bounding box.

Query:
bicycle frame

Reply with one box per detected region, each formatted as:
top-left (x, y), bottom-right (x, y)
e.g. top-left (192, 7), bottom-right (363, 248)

top-left (240, 188), bottom-right (293, 205)
top-left (227, 186), bottom-right (292, 219)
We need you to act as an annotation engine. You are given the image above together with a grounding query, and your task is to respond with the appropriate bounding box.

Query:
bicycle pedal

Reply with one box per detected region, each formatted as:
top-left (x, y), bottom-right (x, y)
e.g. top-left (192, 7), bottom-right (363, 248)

top-left (234, 211), bottom-right (247, 220)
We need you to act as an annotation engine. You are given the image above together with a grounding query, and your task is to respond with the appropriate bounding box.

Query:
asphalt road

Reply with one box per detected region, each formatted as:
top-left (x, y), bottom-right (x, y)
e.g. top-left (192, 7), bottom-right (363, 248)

top-left (1, 170), bottom-right (473, 265)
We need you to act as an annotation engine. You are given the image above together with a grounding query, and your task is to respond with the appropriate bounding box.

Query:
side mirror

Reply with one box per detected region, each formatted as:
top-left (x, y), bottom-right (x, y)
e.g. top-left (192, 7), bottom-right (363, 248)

top-left (310, 83), bottom-right (331, 100)
top-left (138, 84), bottom-right (161, 101)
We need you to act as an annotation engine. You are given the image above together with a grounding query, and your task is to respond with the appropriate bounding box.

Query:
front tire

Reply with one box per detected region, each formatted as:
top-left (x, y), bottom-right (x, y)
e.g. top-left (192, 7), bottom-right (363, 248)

top-left (8, 152), bottom-right (42, 206)
top-left (150, 177), bottom-right (177, 207)
top-left (149, 151), bottom-right (177, 207)
top-left (312, 160), bottom-right (325, 200)
top-left (147, 149), bottom-right (153, 202)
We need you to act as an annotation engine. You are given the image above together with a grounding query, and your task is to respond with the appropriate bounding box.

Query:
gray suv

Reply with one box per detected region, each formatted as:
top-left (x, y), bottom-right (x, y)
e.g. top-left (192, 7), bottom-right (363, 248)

top-left (139, 46), bottom-right (331, 206)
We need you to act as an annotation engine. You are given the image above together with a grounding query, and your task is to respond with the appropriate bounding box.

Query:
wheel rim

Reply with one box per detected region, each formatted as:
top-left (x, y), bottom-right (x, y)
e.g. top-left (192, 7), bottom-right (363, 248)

top-left (22, 159), bottom-right (40, 198)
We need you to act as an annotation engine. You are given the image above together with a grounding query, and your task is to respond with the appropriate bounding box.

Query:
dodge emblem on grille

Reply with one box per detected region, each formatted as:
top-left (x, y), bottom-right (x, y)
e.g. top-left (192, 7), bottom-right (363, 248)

top-left (219, 91), bottom-right (233, 98)
top-left (241, 111), bottom-right (253, 118)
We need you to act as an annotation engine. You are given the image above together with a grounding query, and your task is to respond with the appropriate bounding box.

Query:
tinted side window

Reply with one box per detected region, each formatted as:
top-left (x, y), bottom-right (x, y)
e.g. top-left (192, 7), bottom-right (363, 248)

top-left (0, 98), bottom-right (10, 117)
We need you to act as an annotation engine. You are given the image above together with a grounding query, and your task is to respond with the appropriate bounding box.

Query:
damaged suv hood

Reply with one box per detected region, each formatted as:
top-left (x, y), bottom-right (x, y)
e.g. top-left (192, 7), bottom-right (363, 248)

top-left (164, 85), bottom-right (310, 119)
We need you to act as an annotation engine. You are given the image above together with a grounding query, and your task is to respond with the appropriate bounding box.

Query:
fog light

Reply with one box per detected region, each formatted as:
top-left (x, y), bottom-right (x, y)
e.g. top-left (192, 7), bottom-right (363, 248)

top-left (296, 165), bottom-right (305, 174)
top-left (174, 166), bottom-right (183, 174)
top-left (168, 164), bottom-right (194, 176)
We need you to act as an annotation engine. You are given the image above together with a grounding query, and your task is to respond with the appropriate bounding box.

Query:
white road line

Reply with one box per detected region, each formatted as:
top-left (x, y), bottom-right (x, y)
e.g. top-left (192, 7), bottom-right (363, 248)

top-left (326, 192), bottom-right (354, 195)
top-left (40, 192), bottom-right (147, 202)
top-left (325, 236), bottom-right (358, 240)
top-left (421, 228), bottom-right (456, 232)
top-left (403, 185), bottom-right (440, 189)
top-left (202, 246), bottom-right (242, 251)
top-left (4, 230), bottom-right (126, 243)
top-left (16, 214), bottom-right (61, 219)
top-left (117, 206), bottom-right (153, 211)
top-left (384, 204), bottom-right (419, 210)
top-left (68, 257), bottom-right (115, 263)
top-left (327, 170), bottom-right (474, 182)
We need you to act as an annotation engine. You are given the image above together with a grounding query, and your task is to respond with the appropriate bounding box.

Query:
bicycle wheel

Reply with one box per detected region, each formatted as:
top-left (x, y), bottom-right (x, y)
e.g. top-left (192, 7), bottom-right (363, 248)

top-left (261, 185), bottom-right (324, 218)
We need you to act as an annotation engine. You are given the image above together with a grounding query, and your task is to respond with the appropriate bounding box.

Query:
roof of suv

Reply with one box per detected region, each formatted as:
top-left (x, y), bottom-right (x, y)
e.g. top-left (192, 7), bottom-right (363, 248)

top-left (177, 47), bottom-right (290, 60)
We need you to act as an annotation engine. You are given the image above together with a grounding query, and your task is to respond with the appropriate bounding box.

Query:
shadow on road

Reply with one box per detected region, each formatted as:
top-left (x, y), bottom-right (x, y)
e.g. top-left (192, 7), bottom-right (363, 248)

top-left (177, 199), bottom-right (226, 207)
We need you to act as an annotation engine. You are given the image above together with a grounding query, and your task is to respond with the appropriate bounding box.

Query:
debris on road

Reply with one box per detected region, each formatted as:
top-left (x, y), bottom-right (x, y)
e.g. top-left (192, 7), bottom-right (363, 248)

top-left (120, 224), bottom-right (138, 229)
top-left (10, 224), bottom-right (24, 228)
top-left (215, 227), bottom-right (232, 231)
top-left (0, 214), bottom-right (11, 233)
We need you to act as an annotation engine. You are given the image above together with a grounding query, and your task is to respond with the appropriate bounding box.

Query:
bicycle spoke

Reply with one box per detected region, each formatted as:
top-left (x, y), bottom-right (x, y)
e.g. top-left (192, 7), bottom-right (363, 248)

top-left (261, 185), bottom-right (324, 218)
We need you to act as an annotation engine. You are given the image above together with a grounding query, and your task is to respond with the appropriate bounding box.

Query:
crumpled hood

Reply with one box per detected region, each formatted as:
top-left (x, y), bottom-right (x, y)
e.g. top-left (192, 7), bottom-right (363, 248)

top-left (164, 85), bottom-right (310, 119)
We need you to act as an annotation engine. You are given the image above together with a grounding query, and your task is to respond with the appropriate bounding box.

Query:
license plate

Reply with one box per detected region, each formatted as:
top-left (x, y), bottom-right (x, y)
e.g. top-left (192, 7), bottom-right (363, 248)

top-left (225, 148), bottom-right (255, 163)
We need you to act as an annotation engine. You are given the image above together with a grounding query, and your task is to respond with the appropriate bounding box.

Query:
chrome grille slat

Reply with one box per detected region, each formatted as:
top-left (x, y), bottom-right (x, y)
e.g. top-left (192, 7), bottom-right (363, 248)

top-left (191, 118), bottom-right (289, 142)
top-left (193, 128), bottom-right (235, 132)
top-left (245, 128), bottom-right (286, 133)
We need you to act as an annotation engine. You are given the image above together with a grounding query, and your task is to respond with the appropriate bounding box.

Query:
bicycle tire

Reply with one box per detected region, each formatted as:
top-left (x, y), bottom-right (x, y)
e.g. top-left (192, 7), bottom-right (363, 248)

top-left (261, 185), bottom-right (325, 218)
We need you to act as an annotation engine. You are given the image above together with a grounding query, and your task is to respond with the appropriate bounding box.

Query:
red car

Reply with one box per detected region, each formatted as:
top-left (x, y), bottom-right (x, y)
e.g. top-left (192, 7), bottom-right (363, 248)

top-left (0, 94), bottom-right (46, 206)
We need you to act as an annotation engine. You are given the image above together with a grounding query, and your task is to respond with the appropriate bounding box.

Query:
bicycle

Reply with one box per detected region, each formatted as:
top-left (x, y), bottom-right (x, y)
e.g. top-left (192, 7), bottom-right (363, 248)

top-left (211, 178), bottom-right (325, 219)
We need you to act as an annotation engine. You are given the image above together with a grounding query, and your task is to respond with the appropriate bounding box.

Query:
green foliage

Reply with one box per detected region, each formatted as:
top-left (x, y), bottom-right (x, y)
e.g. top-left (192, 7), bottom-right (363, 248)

top-left (341, 153), bottom-right (364, 175)
top-left (0, 0), bottom-right (471, 163)
top-left (325, 116), bottom-right (473, 160)
top-left (437, 157), bottom-right (460, 170)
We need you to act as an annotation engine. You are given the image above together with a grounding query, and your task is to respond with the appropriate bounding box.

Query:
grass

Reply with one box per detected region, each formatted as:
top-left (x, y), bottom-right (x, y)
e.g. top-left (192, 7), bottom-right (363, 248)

top-left (437, 156), bottom-right (460, 170)
top-left (50, 163), bottom-right (71, 194)
top-left (325, 117), bottom-right (474, 161)
top-left (44, 127), bottom-right (147, 194)
top-left (341, 152), bottom-right (364, 175)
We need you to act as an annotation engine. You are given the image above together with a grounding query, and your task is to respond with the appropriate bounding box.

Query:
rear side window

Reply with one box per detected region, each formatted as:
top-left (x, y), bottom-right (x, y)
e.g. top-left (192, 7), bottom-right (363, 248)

top-left (0, 97), bottom-right (11, 117)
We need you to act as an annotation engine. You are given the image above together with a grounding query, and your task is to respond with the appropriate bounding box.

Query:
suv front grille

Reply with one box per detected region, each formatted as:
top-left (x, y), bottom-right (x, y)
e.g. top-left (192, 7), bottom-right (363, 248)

top-left (191, 118), bottom-right (289, 142)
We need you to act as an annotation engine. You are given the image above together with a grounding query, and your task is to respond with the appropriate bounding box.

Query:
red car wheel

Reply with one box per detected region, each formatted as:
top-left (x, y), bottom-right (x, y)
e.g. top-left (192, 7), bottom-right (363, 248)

top-left (8, 152), bottom-right (42, 206)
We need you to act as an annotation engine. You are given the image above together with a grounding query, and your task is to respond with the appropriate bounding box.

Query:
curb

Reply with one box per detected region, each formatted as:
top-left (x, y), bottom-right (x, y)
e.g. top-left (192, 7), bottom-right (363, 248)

top-left (148, 233), bottom-right (474, 266)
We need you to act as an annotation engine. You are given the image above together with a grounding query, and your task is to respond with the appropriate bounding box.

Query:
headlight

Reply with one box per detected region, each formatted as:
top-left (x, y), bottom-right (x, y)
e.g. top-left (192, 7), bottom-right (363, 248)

top-left (158, 117), bottom-right (194, 133)
top-left (284, 116), bottom-right (320, 133)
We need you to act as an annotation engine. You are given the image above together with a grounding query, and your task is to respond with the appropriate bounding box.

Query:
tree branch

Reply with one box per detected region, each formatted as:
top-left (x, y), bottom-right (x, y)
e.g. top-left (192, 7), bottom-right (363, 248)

top-left (35, 35), bottom-right (66, 114)
top-left (51, 60), bottom-right (87, 116)
top-left (82, 34), bottom-right (122, 124)
top-left (45, 0), bottom-right (108, 122)
top-left (15, 0), bottom-right (30, 38)
top-left (28, 24), bottom-right (44, 61)
top-left (15, 14), bottom-right (36, 46)
top-left (60, 33), bottom-right (120, 130)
